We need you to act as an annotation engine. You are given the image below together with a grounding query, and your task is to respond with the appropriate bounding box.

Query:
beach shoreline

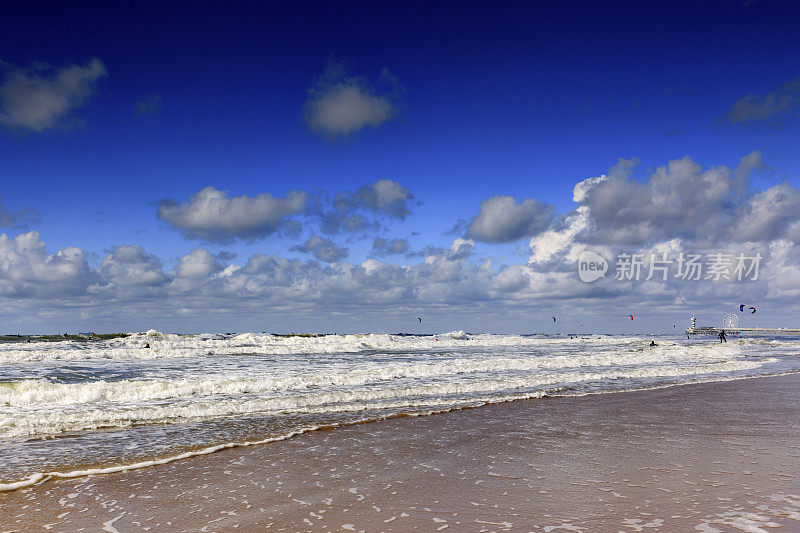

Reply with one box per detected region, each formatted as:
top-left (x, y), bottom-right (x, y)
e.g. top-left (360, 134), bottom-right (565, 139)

top-left (2, 373), bottom-right (800, 531)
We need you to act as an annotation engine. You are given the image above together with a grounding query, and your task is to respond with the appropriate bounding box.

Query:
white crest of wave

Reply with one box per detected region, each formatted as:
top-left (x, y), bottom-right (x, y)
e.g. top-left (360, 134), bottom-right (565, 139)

top-left (0, 331), bottom-right (759, 363)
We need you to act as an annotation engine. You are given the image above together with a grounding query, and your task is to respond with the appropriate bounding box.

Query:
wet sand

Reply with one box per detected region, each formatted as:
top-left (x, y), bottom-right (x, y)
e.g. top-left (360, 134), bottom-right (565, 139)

top-left (2, 374), bottom-right (800, 532)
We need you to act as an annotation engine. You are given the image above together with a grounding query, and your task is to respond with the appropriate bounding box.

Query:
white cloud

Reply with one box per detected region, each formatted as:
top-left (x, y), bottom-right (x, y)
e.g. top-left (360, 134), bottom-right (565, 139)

top-left (766, 239), bottom-right (800, 299)
top-left (466, 195), bottom-right (554, 243)
top-left (354, 179), bottom-right (413, 218)
top-left (291, 235), bottom-right (349, 263)
top-left (528, 206), bottom-right (591, 263)
top-left (448, 237), bottom-right (475, 259)
top-left (0, 231), bottom-right (91, 297)
top-left (569, 152), bottom-right (775, 246)
top-left (579, 156), bottom-right (731, 243)
top-left (0, 58), bottom-right (107, 132)
top-left (173, 248), bottom-right (222, 279)
top-left (3, 152), bottom-right (800, 331)
top-left (99, 245), bottom-right (168, 287)
top-left (732, 183), bottom-right (800, 242)
top-left (317, 179), bottom-right (414, 234)
top-left (158, 186), bottom-right (307, 243)
top-left (372, 237), bottom-right (409, 256)
top-left (492, 264), bottom-right (531, 293)
top-left (304, 59), bottom-right (397, 138)
top-left (573, 174), bottom-right (608, 203)
top-left (159, 180), bottom-right (413, 244)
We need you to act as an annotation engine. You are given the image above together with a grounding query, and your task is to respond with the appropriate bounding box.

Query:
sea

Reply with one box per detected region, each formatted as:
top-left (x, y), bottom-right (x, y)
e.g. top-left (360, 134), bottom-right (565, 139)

top-left (2, 330), bottom-right (799, 491)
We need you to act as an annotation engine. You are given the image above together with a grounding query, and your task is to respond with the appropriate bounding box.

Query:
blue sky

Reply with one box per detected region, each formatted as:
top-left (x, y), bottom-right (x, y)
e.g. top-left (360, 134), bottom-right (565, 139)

top-left (2, 1), bottom-right (800, 333)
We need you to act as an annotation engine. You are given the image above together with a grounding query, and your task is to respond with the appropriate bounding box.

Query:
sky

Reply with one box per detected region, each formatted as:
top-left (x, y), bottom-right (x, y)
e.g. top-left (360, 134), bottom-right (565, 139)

top-left (1, 0), bottom-right (800, 333)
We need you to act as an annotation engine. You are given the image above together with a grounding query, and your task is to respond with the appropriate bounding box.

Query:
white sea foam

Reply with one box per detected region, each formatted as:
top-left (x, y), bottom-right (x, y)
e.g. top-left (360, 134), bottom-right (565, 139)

top-left (0, 426), bottom-right (317, 492)
top-left (2, 331), bottom-right (799, 491)
top-left (0, 331), bottom-right (667, 363)
top-left (1, 357), bottom-right (769, 437)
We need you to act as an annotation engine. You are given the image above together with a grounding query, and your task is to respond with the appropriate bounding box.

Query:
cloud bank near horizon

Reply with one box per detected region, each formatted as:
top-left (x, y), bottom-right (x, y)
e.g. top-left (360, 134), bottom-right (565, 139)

top-left (2, 152), bottom-right (800, 331)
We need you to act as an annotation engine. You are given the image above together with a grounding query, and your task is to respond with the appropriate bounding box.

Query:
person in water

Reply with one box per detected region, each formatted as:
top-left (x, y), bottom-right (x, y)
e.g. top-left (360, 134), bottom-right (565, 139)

top-left (649, 340), bottom-right (657, 346)
top-left (719, 330), bottom-right (727, 343)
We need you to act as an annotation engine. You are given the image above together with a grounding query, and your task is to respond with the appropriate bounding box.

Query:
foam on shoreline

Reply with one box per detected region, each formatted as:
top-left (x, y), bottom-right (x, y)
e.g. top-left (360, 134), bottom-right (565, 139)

top-left (3, 373), bottom-right (800, 532)
top-left (3, 371), bottom-right (795, 494)
top-left (0, 426), bottom-right (318, 492)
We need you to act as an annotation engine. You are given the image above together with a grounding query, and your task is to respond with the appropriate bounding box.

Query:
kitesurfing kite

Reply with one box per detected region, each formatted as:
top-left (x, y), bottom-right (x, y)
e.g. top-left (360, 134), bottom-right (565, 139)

top-left (418, 317), bottom-right (422, 322)
top-left (552, 317), bottom-right (556, 322)
top-left (629, 314), bottom-right (634, 320)
top-left (749, 307), bottom-right (756, 314)
top-left (739, 304), bottom-right (745, 312)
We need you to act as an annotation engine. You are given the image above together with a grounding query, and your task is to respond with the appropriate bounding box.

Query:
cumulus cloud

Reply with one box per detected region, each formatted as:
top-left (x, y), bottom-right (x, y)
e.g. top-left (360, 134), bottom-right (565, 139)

top-left (528, 206), bottom-right (591, 264)
top-left (492, 264), bottom-right (532, 293)
top-left (173, 248), bottom-right (222, 279)
top-left (317, 179), bottom-right (414, 234)
top-left (732, 182), bottom-right (800, 242)
top-left (466, 195), bottom-right (555, 243)
top-left (304, 58), bottom-right (398, 138)
top-left (522, 151), bottom-right (800, 310)
top-left (0, 231), bottom-right (91, 297)
top-left (580, 156), bottom-right (729, 243)
top-left (569, 152), bottom-right (775, 246)
top-left (446, 237), bottom-right (475, 260)
top-left (319, 210), bottom-right (372, 234)
top-left (291, 235), bottom-right (349, 263)
top-left (158, 186), bottom-right (307, 243)
top-left (372, 237), bottom-right (409, 256)
top-left (404, 238), bottom-right (475, 261)
top-left (0, 58), bottom-right (107, 132)
top-left (0, 194), bottom-right (41, 229)
top-left (99, 246), bottom-right (168, 287)
top-left (4, 152), bottom-right (800, 330)
top-left (723, 76), bottom-right (800, 125)
top-left (158, 180), bottom-right (411, 244)
top-left (354, 179), bottom-right (413, 218)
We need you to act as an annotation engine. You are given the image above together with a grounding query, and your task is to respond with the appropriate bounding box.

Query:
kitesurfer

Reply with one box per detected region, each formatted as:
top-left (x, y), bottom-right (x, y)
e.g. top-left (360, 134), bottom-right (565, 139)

top-left (718, 330), bottom-right (727, 343)
top-left (649, 340), bottom-right (657, 346)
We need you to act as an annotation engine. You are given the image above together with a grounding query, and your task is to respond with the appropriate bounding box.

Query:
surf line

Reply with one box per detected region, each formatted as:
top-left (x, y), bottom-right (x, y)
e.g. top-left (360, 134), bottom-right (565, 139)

top-left (0, 389), bottom-right (553, 493)
top-left (0, 426), bottom-right (318, 493)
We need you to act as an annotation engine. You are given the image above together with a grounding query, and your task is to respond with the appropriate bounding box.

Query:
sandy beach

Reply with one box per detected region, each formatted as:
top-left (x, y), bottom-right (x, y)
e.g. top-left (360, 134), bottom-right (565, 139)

top-left (2, 373), bottom-right (800, 532)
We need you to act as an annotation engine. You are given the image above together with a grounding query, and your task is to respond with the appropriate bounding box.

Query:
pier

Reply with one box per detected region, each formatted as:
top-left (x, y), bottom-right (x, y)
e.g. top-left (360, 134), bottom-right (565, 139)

top-left (685, 315), bottom-right (800, 336)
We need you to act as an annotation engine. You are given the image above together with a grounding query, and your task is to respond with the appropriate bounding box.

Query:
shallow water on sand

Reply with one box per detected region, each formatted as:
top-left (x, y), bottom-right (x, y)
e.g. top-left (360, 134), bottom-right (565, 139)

top-left (2, 331), bottom-right (799, 490)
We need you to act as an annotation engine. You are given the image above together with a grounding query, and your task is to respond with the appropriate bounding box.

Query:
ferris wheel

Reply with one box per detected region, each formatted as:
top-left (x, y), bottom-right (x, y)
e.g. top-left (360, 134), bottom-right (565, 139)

top-left (722, 313), bottom-right (740, 330)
